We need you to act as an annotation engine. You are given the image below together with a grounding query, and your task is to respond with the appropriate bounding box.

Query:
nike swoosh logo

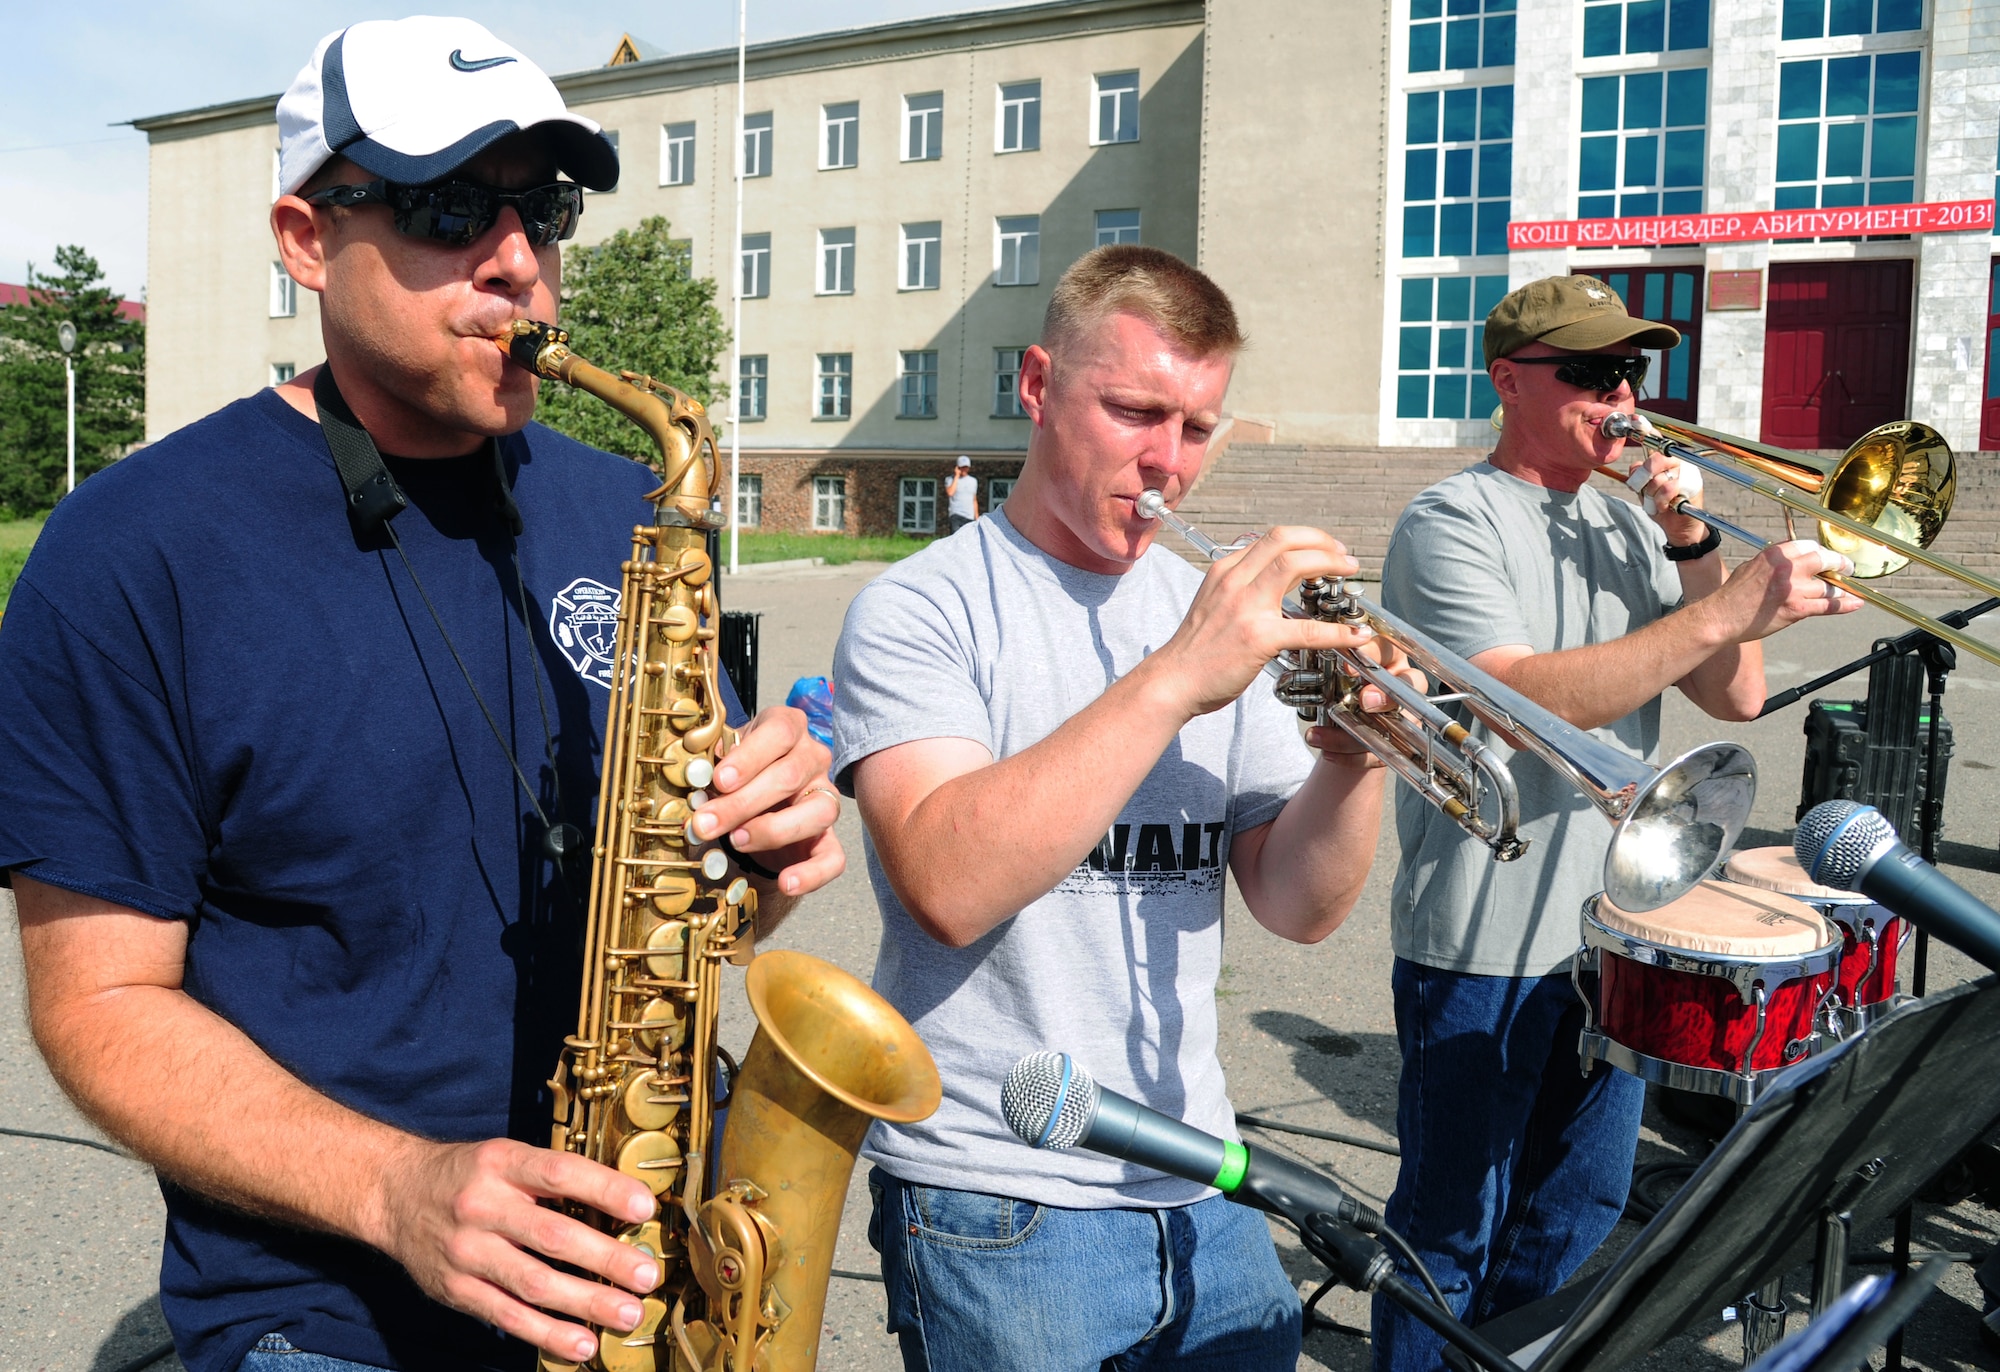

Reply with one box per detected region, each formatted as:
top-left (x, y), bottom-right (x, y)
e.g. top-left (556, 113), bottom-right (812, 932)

top-left (450, 49), bottom-right (517, 72)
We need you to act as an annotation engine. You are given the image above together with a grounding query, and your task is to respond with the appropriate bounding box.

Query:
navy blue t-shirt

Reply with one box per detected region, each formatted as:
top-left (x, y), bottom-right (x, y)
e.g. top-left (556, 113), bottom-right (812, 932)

top-left (0, 388), bottom-right (743, 1372)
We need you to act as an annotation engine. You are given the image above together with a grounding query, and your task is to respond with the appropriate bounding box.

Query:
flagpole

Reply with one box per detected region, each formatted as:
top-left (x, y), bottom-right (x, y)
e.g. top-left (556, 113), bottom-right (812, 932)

top-left (728, 0), bottom-right (746, 574)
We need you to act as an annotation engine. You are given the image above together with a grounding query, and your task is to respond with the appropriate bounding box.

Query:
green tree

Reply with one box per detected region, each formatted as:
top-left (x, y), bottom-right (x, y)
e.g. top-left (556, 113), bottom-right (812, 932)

top-left (0, 246), bottom-right (145, 517)
top-left (534, 216), bottom-right (730, 462)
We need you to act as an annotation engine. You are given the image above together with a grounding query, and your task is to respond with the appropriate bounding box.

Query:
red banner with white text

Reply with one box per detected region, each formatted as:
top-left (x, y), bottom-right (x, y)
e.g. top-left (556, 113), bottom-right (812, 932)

top-left (1507, 199), bottom-right (1995, 250)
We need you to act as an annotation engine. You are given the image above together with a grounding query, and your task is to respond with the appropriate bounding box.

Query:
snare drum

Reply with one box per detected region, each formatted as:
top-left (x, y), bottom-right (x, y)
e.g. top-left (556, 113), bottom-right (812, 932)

top-left (1724, 846), bottom-right (1905, 1037)
top-left (1574, 880), bottom-right (1841, 1105)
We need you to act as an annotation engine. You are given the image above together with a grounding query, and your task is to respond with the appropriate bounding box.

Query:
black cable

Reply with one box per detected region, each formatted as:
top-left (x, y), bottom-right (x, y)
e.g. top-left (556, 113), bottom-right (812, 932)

top-left (830, 1267), bottom-right (885, 1284)
top-left (1379, 1220), bottom-right (1451, 1312)
top-left (1236, 1112), bottom-right (1402, 1157)
top-left (0, 1125), bottom-right (135, 1159)
top-left (1301, 1273), bottom-right (1373, 1340)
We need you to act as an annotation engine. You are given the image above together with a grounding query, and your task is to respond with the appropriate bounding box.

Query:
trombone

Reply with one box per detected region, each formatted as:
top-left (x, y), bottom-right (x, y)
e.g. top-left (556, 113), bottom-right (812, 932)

top-left (1596, 410), bottom-right (2000, 669)
top-left (1137, 490), bottom-right (1756, 913)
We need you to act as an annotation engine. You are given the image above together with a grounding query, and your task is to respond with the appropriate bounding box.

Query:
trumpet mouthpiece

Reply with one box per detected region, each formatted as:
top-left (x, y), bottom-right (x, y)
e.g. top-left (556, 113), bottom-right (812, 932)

top-left (1600, 411), bottom-right (1641, 439)
top-left (1136, 490), bottom-right (1167, 520)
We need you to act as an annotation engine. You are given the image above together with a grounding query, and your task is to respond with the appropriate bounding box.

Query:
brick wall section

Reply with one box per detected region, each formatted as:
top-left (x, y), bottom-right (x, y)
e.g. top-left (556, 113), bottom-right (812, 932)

top-left (736, 455), bottom-right (1025, 536)
top-left (1173, 443), bottom-right (2000, 599)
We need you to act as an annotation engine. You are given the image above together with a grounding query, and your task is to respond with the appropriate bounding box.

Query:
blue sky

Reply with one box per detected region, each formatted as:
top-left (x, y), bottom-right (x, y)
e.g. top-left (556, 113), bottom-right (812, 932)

top-left (1, 2), bottom-right (1035, 299)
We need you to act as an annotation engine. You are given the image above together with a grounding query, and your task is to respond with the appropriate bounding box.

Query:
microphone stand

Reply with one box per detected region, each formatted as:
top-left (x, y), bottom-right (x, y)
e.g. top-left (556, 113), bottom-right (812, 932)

top-left (1760, 605), bottom-right (1990, 1371)
top-left (1297, 1212), bottom-right (1527, 1372)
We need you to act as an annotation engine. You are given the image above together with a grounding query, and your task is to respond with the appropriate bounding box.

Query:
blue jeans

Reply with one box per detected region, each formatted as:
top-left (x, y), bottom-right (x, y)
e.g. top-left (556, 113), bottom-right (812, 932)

top-left (238, 1334), bottom-right (390, 1371)
top-left (1371, 959), bottom-right (1644, 1372)
top-left (869, 1168), bottom-right (1300, 1371)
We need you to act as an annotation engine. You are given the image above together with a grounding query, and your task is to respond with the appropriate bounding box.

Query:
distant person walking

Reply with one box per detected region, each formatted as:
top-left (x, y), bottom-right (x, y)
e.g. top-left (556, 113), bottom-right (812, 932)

top-left (945, 455), bottom-right (979, 533)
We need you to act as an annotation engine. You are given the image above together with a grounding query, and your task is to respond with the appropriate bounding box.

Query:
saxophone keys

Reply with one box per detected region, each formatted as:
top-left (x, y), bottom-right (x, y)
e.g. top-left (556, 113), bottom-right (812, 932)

top-left (615, 1129), bottom-right (685, 1196)
top-left (596, 1296), bottom-right (671, 1372)
top-left (657, 606), bottom-right (698, 643)
top-left (622, 1069), bottom-right (684, 1132)
top-left (649, 874), bottom-right (696, 916)
top-left (632, 995), bottom-right (690, 1056)
top-left (645, 921), bottom-right (690, 979)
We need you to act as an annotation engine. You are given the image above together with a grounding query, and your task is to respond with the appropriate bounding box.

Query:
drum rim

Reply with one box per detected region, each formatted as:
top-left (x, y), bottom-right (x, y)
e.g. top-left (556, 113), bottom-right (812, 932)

top-left (1579, 1027), bottom-right (1802, 1105)
top-left (1719, 852), bottom-right (1878, 907)
top-left (1582, 893), bottom-right (1843, 976)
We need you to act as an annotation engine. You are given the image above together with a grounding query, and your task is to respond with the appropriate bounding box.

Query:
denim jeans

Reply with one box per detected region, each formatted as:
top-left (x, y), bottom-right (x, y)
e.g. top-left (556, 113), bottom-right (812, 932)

top-left (869, 1168), bottom-right (1300, 1371)
top-left (238, 1334), bottom-right (392, 1372)
top-left (1371, 959), bottom-right (1644, 1372)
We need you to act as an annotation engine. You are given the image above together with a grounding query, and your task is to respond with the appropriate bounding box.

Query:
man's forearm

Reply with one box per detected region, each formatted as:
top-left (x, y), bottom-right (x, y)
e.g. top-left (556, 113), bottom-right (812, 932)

top-left (862, 658), bottom-right (1194, 946)
top-left (1488, 596), bottom-right (1737, 731)
top-left (1671, 552), bottom-right (1766, 719)
top-left (29, 968), bottom-right (416, 1252)
top-left (1232, 755), bottom-right (1388, 943)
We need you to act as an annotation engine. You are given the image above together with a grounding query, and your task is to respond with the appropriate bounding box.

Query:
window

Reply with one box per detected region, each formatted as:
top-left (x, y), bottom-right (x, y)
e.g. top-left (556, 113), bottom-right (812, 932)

top-left (812, 475), bottom-right (846, 531)
top-left (735, 473), bottom-right (763, 527)
top-left (899, 350), bottom-right (939, 418)
top-left (818, 228), bottom-right (856, 295)
top-left (743, 111), bottom-right (773, 177)
top-left (1403, 85), bottom-right (1513, 258)
top-left (998, 81), bottom-right (1041, 153)
top-left (1575, 267), bottom-right (1704, 417)
top-left (1409, 0), bottom-right (1517, 72)
top-left (1983, 262), bottom-right (2000, 447)
top-left (901, 222), bottom-right (942, 291)
top-left (1578, 69), bottom-right (1708, 219)
top-left (661, 121), bottom-right (696, 185)
top-left (994, 348), bottom-right (1028, 417)
top-left (738, 355), bottom-right (767, 421)
top-left (821, 102), bottom-right (858, 170)
top-left (592, 131), bottom-right (620, 191)
top-left (995, 216), bottom-right (1041, 286)
top-left (1093, 71), bottom-right (1141, 144)
top-left (987, 477), bottom-right (1015, 511)
top-left (1581, 0), bottom-right (1710, 58)
top-left (1774, 51), bottom-right (1922, 210)
top-left (1394, 274), bottom-right (1509, 420)
top-left (899, 477), bottom-right (938, 533)
top-left (739, 233), bottom-right (770, 299)
top-left (816, 354), bottom-right (852, 419)
top-left (1095, 209), bottom-right (1142, 246)
top-left (1781, 0), bottom-right (1923, 41)
top-left (269, 262), bottom-right (297, 318)
top-left (904, 92), bottom-right (944, 161)
top-left (270, 362), bottom-right (296, 386)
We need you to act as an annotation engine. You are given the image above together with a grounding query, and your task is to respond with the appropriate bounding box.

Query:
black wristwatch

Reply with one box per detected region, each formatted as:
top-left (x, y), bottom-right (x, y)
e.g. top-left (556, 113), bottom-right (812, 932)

top-left (1662, 525), bottom-right (1723, 562)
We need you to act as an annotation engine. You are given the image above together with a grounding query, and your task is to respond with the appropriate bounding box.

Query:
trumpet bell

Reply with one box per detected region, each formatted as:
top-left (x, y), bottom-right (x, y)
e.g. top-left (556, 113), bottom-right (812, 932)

top-left (1604, 741), bottom-right (1757, 913)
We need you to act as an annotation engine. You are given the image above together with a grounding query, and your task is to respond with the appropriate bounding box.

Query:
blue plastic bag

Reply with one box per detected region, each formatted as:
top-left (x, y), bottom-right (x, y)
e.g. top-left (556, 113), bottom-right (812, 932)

top-left (785, 675), bottom-right (836, 760)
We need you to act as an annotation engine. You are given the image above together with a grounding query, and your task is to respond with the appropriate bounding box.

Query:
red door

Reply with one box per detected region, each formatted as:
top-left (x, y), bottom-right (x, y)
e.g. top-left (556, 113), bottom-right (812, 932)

top-left (1982, 259), bottom-right (1999, 448)
top-left (1574, 267), bottom-right (1704, 422)
top-left (1762, 261), bottom-right (1913, 449)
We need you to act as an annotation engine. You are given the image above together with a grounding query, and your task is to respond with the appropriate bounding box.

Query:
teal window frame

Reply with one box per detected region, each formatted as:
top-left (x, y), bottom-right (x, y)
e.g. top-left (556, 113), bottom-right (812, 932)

top-left (1582, 0), bottom-right (1710, 57)
top-left (1578, 68), bottom-right (1708, 219)
top-left (1773, 50), bottom-right (1923, 211)
top-left (1395, 274), bottom-right (1510, 420)
top-left (1409, 0), bottom-right (1517, 74)
top-left (1403, 84), bottom-right (1514, 259)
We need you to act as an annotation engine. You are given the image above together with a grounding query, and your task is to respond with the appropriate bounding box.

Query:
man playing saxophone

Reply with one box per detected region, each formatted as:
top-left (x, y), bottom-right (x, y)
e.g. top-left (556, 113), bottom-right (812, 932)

top-left (1371, 274), bottom-right (1860, 1371)
top-left (831, 245), bottom-right (1422, 1370)
top-left (0, 20), bottom-right (839, 1372)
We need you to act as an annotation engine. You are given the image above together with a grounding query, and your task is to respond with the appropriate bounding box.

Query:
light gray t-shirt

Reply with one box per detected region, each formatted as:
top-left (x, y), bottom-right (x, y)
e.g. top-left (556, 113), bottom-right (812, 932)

top-left (830, 510), bottom-right (1314, 1208)
top-left (947, 473), bottom-right (978, 520)
top-left (1380, 462), bottom-right (1683, 977)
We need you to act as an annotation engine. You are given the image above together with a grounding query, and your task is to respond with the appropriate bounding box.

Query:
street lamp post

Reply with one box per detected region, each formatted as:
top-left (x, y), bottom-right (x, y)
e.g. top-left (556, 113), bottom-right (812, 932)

top-left (57, 321), bottom-right (77, 495)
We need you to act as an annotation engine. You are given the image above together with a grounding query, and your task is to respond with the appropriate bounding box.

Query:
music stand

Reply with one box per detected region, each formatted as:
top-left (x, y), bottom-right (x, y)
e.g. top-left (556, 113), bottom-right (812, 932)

top-left (1741, 1256), bottom-right (1949, 1372)
top-left (1473, 976), bottom-right (2000, 1372)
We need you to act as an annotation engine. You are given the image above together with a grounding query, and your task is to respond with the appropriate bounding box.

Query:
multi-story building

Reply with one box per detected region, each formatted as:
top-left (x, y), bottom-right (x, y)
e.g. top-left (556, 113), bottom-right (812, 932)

top-left (134, 0), bottom-right (2000, 535)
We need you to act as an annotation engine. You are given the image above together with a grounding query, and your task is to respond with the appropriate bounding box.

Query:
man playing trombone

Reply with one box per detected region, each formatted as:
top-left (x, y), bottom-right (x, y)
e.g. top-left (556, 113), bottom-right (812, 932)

top-left (1372, 274), bottom-right (1859, 1371)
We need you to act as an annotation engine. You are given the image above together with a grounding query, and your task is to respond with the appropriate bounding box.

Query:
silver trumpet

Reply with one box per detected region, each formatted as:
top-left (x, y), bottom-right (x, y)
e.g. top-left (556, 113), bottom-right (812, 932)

top-left (1137, 490), bottom-right (1756, 912)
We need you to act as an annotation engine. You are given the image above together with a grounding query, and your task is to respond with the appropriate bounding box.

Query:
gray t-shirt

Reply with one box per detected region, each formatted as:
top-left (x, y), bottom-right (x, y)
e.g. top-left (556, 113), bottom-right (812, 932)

top-left (1380, 462), bottom-right (1682, 977)
top-left (947, 473), bottom-right (978, 520)
top-left (830, 510), bottom-right (1314, 1208)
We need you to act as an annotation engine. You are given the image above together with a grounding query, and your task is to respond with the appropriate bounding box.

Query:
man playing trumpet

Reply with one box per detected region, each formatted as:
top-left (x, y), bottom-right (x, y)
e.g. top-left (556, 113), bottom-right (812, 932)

top-left (1373, 274), bottom-right (1859, 1371)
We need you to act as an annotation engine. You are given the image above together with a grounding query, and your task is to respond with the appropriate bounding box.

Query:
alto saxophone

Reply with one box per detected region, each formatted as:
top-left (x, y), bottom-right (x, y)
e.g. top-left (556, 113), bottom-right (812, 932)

top-left (497, 321), bottom-right (941, 1372)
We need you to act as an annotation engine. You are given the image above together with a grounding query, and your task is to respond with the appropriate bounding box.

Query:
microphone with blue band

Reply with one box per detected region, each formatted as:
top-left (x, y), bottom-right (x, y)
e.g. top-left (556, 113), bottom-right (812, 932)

top-left (1000, 1051), bottom-right (1382, 1232)
top-left (1795, 799), bottom-right (2000, 972)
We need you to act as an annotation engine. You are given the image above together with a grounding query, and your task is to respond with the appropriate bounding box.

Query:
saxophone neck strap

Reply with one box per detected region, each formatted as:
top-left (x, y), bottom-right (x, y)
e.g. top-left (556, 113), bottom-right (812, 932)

top-left (311, 366), bottom-right (524, 546)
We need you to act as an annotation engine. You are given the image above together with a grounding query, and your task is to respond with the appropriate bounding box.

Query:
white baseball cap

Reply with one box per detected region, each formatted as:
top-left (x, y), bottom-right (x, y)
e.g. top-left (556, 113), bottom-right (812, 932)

top-left (955, 455), bottom-right (971, 467)
top-left (276, 16), bottom-right (619, 197)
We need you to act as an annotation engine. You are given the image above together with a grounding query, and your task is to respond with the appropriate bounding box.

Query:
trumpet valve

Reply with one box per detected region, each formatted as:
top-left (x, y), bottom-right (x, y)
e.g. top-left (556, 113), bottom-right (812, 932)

top-left (1275, 667), bottom-right (1328, 711)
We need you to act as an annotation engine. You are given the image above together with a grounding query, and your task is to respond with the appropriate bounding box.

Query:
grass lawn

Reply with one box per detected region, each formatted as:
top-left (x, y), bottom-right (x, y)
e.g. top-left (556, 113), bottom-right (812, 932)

top-left (0, 517), bottom-right (44, 612)
top-left (722, 530), bottom-right (935, 566)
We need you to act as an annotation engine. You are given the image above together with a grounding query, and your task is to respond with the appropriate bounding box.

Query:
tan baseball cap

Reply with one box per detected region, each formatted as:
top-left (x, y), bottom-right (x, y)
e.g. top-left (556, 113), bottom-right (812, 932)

top-left (1482, 275), bottom-right (1681, 366)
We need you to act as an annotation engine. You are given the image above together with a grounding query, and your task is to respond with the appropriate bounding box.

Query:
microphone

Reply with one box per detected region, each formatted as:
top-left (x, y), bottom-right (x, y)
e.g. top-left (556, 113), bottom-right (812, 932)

top-left (1000, 1052), bottom-right (1382, 1232)
top-left (1795, 800), bottom-right (2000, 972)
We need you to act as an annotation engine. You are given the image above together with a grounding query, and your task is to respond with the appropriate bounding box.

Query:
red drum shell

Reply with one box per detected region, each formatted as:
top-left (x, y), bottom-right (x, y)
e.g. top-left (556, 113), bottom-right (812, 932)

top-left (1829, 910), bottom-right (1904, 1014)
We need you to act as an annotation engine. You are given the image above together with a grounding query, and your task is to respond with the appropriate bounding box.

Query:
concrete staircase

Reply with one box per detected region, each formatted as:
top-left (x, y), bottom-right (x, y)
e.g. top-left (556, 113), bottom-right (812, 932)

top-left (1172, 442), bottom-right (2000, 601)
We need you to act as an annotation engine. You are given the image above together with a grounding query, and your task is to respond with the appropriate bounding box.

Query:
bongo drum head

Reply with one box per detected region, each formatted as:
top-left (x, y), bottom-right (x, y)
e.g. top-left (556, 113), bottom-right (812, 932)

top-left (1724, 846), bottom-right (1869, 903)
top-left (1596, 879), bottom-right (1832, 957)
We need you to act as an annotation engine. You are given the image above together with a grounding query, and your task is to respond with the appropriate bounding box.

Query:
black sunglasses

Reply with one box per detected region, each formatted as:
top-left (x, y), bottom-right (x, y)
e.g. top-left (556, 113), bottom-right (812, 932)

top-left (1507, 353), bottom-right (1651, 394)
top-left (305, 179), bottom-right (584, 248)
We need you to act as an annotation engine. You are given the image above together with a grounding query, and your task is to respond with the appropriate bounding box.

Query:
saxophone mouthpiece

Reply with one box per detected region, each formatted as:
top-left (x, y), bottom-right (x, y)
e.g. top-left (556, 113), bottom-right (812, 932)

top-left (495, 318), bottom-right (569, 378)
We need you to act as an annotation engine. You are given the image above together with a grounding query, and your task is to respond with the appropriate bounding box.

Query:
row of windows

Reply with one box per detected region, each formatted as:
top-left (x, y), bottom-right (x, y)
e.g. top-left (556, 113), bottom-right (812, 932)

top-left (1402, 85), bottom-right (1514, 258)
top-left (1581, 0), bottom-right (1711, 58)
top-left (1775, 51), bottom-right (1923, 209)
top-left (1780, 0), bottom-right (1923, 41)
top-left (732, 473), bottom-right (1015, 533)
top-left (734, 349), bottom-right (1035, 423)
top-left (650, 73), bottom-right (1142, 186)
top-left (1578, 69), bottom-right (1707, 219)
top-left (1409, 0), bottom-right (1714, 72)
top-left (737, 211), bottom-right (1142, 298)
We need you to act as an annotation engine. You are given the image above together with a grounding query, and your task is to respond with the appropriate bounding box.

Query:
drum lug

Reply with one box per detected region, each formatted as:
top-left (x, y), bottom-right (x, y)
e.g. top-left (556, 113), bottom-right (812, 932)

top-left (1738, 983), bottom-right (1770, 1076)
top-left (1570, 945), bottom-right (1599, 1078)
